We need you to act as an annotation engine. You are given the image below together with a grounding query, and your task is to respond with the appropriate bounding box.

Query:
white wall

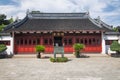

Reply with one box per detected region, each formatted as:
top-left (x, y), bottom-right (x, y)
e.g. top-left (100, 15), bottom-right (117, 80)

top-left (104, 35), bottom-right (119, 40)
top-left (118, 36), bottom-right (120, 43)
top-left (0, 35), bottom-right (13, 55)
top-left (104, 34), bottom-right (120, 54)
top-left (101, 32), bottom-right (106, 54)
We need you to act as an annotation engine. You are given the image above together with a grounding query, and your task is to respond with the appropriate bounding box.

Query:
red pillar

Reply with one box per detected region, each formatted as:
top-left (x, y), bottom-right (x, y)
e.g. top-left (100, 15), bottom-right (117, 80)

top-left (40, 36), bottom-right (43, 45)
top-left (73, 36), bottom-right (75, 44)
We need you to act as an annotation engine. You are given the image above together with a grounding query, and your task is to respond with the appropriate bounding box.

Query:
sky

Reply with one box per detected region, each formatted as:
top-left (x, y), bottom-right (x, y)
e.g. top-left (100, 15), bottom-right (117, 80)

top-left (0, 0), bottom-right (120, 27)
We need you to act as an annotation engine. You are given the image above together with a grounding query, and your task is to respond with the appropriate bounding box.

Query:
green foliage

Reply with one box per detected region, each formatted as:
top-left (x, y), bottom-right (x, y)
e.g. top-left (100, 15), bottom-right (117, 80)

top-left (31, 11), bottom-right (40, 13)
top-left (0, 24), bottom-right (6, 32)
top-left (110, 41), bottom-right (120, 52)
top-left (50, 57), bottom-right (68, 62)
top-left (113, 27), bottom-right (119, 32)
top-left (50, 57), bottom-right (56, 62)
top-left (35, 45), bottom-right (45, 53)
top-left (0, 14), bottom-right (7, 25)
top-left (73, 43), bottom-right (85, 58)
top-left (0, 14), bottom-right (6, 21)
top-left (73, 43), bottom-right (85, 51)
top-left (0, 44), bottom-right (7, 53)
top-left (113, 26), bottom-right (120, 32)
top-left (9, 17), bottom-right (14, 23)
top-left (117, 26), bottom-right (120, 32)
top-left (0, 14), bottom-right (13, 32)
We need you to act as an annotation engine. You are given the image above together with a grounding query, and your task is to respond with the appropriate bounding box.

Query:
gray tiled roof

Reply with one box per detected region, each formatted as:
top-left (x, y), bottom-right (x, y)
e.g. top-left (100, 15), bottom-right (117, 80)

top-left (3, 12), bottom-right (113, 32)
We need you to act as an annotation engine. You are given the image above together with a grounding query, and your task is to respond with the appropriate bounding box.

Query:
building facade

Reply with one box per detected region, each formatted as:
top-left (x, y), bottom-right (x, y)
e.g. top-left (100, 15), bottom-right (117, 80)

top-left (0, 11), bottom-right (120, 55)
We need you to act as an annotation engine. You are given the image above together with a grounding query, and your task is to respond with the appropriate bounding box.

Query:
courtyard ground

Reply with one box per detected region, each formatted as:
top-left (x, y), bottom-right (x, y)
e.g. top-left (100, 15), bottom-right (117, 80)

top-left (0, 55), bottom-right (120, 80)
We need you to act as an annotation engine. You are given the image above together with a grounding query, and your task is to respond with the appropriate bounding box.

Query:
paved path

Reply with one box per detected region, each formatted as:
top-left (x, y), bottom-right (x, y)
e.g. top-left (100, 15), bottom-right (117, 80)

top-left (0, 57), bottom-right (120, 80)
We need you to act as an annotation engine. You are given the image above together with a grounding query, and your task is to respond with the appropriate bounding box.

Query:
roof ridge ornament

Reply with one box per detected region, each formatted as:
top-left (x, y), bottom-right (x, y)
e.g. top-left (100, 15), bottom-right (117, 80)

top-left (97, 16), bottom-right (100, 21)
top-left (97, 16), bottom-right (101, 26)
top-left (86, 10), bottom-right (89, 15)
top-left (26, 9), bottom-right (30, 15)
top-left (15, 16), bottom-right (19, 22)
top-left (88, 16), bottom-right (102, 28)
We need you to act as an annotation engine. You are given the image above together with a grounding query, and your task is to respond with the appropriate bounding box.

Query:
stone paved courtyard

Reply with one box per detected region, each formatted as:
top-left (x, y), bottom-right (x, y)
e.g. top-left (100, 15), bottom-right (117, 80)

top-left (0, 57), bottom-right (120, 80)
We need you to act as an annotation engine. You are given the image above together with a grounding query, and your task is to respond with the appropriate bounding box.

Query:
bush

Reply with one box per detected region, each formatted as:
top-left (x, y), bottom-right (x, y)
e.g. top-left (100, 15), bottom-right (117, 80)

top-left (0, 44), bottom-right (7, 59)
top-left (110, 41), bottom-right (120, 55)
top-left (50, 57), bottom-right (68, 62)
top-left (35, 45), bottom-right (45, 58)
top-left (73, 43), bottom-right (85, 58)
top-left (35, 45), bottom-right (45, 52)
top-left (0, 44), bottom-right (7, 53)
top-left (73, 43), bottom-right (85, 51)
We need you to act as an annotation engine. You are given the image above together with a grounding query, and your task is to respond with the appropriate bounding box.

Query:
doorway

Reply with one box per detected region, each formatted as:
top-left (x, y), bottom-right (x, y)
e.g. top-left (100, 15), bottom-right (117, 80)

top-left (54, 37), bottom-right (63, 46)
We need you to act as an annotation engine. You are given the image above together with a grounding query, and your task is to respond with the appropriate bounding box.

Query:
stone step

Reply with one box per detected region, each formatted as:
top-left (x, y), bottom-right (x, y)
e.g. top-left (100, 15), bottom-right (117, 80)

top-left (13, 53), bottom-right (109, 58)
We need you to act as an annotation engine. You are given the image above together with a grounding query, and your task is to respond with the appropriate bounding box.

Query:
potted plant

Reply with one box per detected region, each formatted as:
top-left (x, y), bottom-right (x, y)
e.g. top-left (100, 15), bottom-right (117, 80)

top-left (110, 41), bottom-right (120, 57)
top-left (73, 43), bottom-right (85, 58)
top-left (35, 45), bottom-right (45, 58)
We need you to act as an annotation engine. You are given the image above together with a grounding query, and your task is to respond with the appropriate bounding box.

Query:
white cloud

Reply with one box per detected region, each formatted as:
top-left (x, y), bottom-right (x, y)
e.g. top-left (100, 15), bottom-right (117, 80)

top-left (0, 0), bottom-right (119, 26)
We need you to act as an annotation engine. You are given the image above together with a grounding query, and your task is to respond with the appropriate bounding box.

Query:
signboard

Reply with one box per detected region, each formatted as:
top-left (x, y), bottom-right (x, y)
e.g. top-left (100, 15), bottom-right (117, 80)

top-left (54, 46), bottom-right (64, 58)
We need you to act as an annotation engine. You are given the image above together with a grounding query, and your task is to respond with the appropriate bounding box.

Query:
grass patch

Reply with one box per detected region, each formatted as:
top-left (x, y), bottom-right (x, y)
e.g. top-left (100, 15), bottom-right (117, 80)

top-left (50, 57), bottom-right (68, 62)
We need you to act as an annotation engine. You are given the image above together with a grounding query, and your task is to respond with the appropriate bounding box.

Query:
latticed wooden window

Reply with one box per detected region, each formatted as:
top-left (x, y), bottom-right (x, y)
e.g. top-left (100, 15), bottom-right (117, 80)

top-left (37, 38), bottom-right (40, 45)
top-left (44, 39), bottom-right (48, 45)
top-left (76, 38), bottom-right (79, 43)
top-left (20, 38), bottom-right (23, 45)
top-left (68, 38), bottom-right (72, 45)
top-left (33, 39), bottom-right (36, 45)
top-left (16, 40), bottom-right (20, 45)
top-left (29, 39), bottom-right (31, 45)
top-left (96, 39), bottom-right (100, 45)
top-left (0, 41), bottom-right (10, 45)
top-left (25, 39), bottom-right (27, 45)
top-left (85, 38), bottom-right (87, 45)
top-left (89, 39), bottom-right (92, 45)
top-left (105, 40), bottom-right (118, 45)
top-left (80, 39), bottom-right (83, 44)
top-left (92, 38), bottom-right (96, 45)
top-left (49, 39), bottom-right (53, 45)
top-left (64, 38), bottom-right (67, 45)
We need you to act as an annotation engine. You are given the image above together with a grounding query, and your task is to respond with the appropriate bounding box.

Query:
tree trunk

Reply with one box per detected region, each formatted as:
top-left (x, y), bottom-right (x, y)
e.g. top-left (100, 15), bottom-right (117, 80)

top-left (37, 52), bottom-right (41, 58)
top-left (75, 51), bottom-right (80, 58)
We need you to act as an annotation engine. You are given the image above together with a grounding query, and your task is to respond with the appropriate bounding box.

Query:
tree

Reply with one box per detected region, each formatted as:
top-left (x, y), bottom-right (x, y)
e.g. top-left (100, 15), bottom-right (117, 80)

top-left (0, 24), bottom-right (6, 32)
top-left (0, 14), bottom-right (6, 21)
top-left (35, 45), bottom-right (45, 58)
top-left (0, 14), bottom-right (6, 25)
top-left (117, 26), bottom-right (120, 32)
top-left (73, 43), bottom-right (85, 58)
top-left (113, 26), bottom-right (120, 32)
top-left (9, 17), bottom-right (14, 23)
top-left (31, 11), bottom-right (40, 13)
top-left (0, 14), bottom-right (13, 32)
top-left (0, 44), bottom-right (7, 53)
top-left (110, 41), bottom-right (120, 55)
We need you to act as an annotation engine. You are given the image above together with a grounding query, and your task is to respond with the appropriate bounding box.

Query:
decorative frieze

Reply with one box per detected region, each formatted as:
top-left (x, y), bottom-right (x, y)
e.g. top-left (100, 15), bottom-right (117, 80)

top-left (53, 32), bottom-right (64, 36)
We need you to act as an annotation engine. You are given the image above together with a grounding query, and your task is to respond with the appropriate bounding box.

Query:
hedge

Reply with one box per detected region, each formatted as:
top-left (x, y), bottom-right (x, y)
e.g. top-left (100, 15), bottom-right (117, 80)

top-left (0, 44), bottom-right (7, 53)
top-left (50, 57), bottom-right (68, 62)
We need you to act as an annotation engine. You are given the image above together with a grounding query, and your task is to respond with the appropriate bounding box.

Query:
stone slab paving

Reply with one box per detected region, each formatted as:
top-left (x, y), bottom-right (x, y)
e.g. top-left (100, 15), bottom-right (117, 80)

top-left (0, 57), bottom-right (120, 80)
top-left (13, 54), bottom-right (108, 58)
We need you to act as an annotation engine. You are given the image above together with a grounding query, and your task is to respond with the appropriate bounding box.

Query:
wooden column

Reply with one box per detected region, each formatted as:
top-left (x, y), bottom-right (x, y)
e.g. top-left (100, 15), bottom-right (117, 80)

top-left (40, 36), bottom-right (43, 45)
top-left (73, 36), bottom-right (76, 44)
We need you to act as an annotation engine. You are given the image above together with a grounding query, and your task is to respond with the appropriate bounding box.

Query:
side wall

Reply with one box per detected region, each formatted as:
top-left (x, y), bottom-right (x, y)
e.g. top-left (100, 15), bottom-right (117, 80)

top-left (104, 34), bottom-right (120, 54)
top-left (101, 32), bottom-right (106, 54)
top-left (0, 35), bottom-right (14, 55)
